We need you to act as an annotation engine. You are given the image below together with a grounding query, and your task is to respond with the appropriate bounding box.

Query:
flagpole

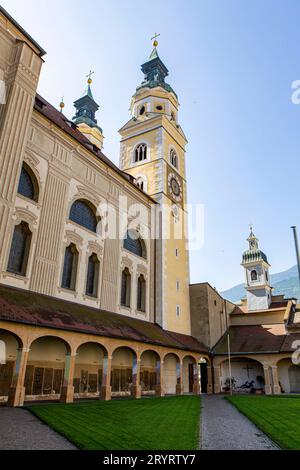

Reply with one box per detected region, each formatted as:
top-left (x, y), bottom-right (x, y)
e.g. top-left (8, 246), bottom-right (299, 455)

top-left (224, 299), bottom-right (233, 395)
top-left (291, 226), bottom-right (300, 288)
top-left (227, 331), bottom-right (233, 396)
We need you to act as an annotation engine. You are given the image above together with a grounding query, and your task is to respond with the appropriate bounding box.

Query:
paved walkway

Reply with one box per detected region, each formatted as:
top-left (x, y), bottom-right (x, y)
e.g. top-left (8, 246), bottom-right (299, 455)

top-left (201, 395), bottom-right (279, 450)
top-left (0, 407), bottom-right (77, 450)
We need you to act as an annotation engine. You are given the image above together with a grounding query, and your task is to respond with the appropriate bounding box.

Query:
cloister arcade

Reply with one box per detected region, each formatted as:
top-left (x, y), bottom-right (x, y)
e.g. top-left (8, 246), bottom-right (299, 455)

top-left (0, 325), bottom-right (212, 406)
top-left (213, 354), bottom-right (300, 395)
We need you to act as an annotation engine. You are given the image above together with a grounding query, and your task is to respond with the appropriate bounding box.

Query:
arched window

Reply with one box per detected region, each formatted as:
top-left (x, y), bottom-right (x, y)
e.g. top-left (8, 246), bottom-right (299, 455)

top-left (136, 179), bottom-right (144, 191)
top-left (86, 253), bottom-right (100, 297)
top-left (170, 148), bottom-right (178, 168)
top-left (17, 164), bottom-right (39, 202)
top-left (134, 143), bottom-right (147, 163)
top-left (61, 243), bottom-right (78, 290)
top-left (251, 270), bottom-right (258, 281)
top-left (139, 105), bottom-right (145, 116)
top-left (137, 274), bottom-right (146, 312)
top-left (136, 176), bottom-right (147, 192)
top-left (69, 199), bottom-right (98, 232)
top-left (121, 268), bottom-right (131, 307)
top-left (123, 230), bottom-right (146, 259)
top-left (7, 221), bottom-right (32, 276)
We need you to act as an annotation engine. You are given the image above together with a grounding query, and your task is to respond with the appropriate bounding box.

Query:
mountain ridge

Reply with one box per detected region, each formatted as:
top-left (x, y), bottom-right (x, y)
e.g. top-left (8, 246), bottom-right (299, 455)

top-left (221, 265), bottom-right (300, 303)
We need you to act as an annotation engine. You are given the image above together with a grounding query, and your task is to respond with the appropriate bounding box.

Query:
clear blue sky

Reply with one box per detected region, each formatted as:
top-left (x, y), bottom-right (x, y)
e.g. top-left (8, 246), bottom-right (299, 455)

top-left (3, 0), bottom-right (300, 291)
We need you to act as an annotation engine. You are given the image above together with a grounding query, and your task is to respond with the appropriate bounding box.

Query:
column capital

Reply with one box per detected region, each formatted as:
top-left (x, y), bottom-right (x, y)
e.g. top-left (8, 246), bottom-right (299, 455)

top-left (17, 347), bottom-right (30, 353)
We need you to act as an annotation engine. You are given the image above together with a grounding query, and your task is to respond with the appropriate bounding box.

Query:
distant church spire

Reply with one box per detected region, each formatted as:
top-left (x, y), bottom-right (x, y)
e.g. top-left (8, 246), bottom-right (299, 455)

top-left (241, 227), bottom-right (272, 311)
top-left (72, 72), bottom-right (103, 149)
top-left (243, 226), bottom-right (269, 264)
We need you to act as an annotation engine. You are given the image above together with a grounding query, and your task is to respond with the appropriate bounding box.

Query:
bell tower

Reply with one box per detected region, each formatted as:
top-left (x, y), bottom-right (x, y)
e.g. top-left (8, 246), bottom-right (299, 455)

top-left (241, 227), bottom-right (272, 311)
top-left (119, 37), bottom-right (191, 334)
top-left (72, 71), bottom-right (104, 149)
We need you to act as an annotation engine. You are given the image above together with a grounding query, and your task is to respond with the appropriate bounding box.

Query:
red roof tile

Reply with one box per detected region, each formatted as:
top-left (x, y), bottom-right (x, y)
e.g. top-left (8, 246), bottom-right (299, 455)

top-left (34, 94), bottom-right (156, 203)
top-left (213, 324), bottom-right (300, 354)
top-left (0, 283), bottom-right (207, 353)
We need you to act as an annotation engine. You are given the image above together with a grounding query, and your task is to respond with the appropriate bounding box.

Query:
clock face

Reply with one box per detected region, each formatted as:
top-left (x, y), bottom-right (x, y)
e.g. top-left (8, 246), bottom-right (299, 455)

top-left (168, 172), bottom-right (182, 202)
top-left (171, 177), bottom-right (180, 196)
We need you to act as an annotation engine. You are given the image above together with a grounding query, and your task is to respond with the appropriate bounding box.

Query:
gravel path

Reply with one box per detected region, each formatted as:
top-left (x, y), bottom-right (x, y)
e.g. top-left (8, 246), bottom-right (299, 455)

top-left (201, 395), bottom-right (279, 450)
top-left (0, 407), bottom-right (77, 450)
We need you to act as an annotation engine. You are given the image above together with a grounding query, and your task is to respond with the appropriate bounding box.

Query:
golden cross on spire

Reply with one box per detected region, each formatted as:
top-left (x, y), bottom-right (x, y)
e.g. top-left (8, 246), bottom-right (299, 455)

top-left (151, 32), bottom-right (160, 47)
top-left (86, 70), bottom-right (94, 85)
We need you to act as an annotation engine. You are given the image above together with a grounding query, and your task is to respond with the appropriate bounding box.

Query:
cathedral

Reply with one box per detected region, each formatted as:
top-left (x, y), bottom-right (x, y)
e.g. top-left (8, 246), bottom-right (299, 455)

top-left (0, 6), bottom-right (299, 407)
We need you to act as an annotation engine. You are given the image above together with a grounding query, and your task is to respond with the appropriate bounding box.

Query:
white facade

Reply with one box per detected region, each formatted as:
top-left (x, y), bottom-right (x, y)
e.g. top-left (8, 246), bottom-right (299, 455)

top-left (241, 230), bottom-right (272, 311)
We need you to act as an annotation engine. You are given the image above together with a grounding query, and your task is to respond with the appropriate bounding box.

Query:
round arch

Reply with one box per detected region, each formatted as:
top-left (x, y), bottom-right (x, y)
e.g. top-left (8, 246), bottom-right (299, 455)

top-left (277, 357), bottom-right (300, 393)
top-left (140, 349), bottom-right (161, 395)
top-left (28, 334), bottom-right (72, 353)
top-left (219, 356), bottom-right (265, 393)
top-left (74, 341), bottom-right (107, 396)
top-left (123, 229), bottom-right (147, 259)
top-left (132, 141), bottom-right (150, 163)
top-left (69, 198), bottom-right (100, 233)
top-left (0, 329), bottom-right (24, 399)
top-left (75, 340), bottom-right (108, 356)
top-left (111, 345), bottom-right (137, 396)
top-left (25, 335), bottom-right (71, 400)
top-left (163, 352), bottom-right (180, 395)
top-left (0, 328), bottom-right (23, 349)
top-left (18, 162), bottom-right (40, 202)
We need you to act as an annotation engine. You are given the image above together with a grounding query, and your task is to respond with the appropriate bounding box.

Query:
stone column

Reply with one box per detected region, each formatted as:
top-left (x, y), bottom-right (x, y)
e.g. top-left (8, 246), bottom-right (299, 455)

top-left (155, 359), bottom-right (164, 397)
top-left (271, 365), bottom-right (281, 395)
top-left (7, 347), bottom-right (29, 407)
top-left (131, 357), bottom-right (141, 398)
top-left (176, 360), bottom-right (183, 395)
top-left (60, 352), bottom-right (76, 403)
top-left (263, 365), bottom-right (272, 395)
top-left (0, 42), bottom-right (42, 269)
top-left (207, 364), bottom-right (213, 394)
top-left (192, 363), bottom-right (200, 395)
top-left (100, 355), bottom-right (112, 400)
top-left (213, 366), bottom-right (222, 394)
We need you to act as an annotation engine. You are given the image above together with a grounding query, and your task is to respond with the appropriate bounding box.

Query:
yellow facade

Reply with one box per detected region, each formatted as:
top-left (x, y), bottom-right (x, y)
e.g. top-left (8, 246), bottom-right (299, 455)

top-left (119, 82), bottom-right (191, 335)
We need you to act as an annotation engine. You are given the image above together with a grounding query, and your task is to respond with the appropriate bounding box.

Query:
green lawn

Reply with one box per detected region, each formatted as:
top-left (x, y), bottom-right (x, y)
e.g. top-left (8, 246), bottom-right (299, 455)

top-left (27, 396), bottom-right (201, 450)
top-left (226, 395), bottom-right (300, 450)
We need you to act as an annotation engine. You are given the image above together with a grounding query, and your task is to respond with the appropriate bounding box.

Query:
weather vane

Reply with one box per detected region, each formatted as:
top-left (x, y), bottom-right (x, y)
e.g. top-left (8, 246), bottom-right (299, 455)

top-left (86, 70), bottom-right (94, 85)
top-left (151, 32), bottom-right (160, 47)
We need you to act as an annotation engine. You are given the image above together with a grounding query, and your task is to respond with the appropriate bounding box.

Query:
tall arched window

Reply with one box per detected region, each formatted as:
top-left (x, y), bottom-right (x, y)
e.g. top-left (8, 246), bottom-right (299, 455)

top-left (61, 243), bottom-right (78, 290)
top-left (86, 253), bottom-right (100, 297)
top-left (69, 199), bottom-right (98, 232)
top-left (137, 274), bottom-right (146, 312)
top-left (170, 148), bottom-right (178, 169)
top-left (251, 270), bottom-right (258, 281)
top-left (121, 268), bottom-right (131, 307)
top-left (123, 230), bottom-right (146, 259)
top-left (136, 176), bottom-right (147, 192)
top-left (7, 221), bottom-right (32, 276)
top-left (17, 164), bottom-right (39, 202)
top-left (134, 143), bottom-right (147, 162)
top-left (136, 178), bottom-right (144, 191)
